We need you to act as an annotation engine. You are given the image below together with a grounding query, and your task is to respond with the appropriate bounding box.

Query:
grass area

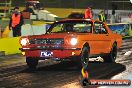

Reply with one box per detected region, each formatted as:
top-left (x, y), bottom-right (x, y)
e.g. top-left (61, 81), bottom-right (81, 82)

top-left (32, 21), bottom-right (54, 25)
top-left (0, 7), bottom-right (84, 18)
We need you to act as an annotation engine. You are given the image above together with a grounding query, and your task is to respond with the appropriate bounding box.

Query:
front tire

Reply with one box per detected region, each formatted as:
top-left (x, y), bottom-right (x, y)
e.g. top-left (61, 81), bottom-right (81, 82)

top-left (26, 57), bottom-right (38, 70)
top-left (103, 43), bottom-right (117, 63)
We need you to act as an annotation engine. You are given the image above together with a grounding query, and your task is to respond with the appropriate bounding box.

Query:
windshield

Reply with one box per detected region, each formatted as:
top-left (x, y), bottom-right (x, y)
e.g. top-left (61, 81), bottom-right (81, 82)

top-left (47, 21), bottom-right (92, 33)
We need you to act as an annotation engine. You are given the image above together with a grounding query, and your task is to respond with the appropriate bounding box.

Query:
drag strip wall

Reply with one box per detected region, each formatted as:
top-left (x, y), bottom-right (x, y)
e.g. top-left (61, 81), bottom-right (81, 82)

top-left (0, 37), bottom-right (21, 55)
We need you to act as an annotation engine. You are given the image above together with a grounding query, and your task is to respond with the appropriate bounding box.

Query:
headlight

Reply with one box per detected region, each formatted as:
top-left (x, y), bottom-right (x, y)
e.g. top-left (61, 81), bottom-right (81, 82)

top-left (70, 38), bottom-right (77, 45)
top-left (20, 38), bottom-right (29, 46)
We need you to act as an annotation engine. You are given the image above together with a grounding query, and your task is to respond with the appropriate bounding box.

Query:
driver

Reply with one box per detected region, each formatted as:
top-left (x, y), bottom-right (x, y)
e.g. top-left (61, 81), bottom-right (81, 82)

top-left (64, 24), bottom-right (74, 32)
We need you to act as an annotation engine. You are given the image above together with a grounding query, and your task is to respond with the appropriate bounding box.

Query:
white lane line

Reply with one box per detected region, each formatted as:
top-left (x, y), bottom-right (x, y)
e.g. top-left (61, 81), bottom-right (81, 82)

top-left (124, 51), bottom-right (132, 56)
top-left (89, 56), bottom-right (104, 62)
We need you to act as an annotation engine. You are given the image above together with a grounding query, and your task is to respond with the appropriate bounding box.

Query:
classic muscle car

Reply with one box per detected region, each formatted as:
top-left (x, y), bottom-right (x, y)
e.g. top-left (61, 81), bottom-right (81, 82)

top-left (19, 19), bottom-right (122, 69)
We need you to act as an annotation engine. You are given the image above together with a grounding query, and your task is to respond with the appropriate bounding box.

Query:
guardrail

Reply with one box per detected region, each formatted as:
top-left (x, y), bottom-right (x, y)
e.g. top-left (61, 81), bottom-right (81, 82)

top-left (0, 37), bottom-right (21, 55)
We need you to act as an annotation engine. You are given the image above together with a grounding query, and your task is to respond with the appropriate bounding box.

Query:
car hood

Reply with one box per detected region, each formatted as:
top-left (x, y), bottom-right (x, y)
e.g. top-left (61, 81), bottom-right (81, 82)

top-left (28, 32), bottom-right (78, 39)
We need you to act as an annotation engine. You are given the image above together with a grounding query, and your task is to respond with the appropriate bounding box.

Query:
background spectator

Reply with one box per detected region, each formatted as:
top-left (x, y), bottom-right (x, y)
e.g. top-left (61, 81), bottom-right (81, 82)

top-left (98, 10), bottom-right (105, 22)
top-left (9, 7), bottom-right (24, 37)
top-left (84, 7), bottom-right (92, 19)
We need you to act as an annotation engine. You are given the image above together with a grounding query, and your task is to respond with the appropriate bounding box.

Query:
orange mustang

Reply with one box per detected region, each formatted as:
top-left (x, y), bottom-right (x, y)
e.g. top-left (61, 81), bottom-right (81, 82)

top-left (19, 19), bottom-right (122, 69)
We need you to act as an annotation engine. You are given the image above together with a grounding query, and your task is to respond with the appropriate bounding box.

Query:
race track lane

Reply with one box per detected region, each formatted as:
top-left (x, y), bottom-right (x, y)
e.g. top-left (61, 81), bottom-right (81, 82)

top-left (0, 38), bottom-right (132, 88)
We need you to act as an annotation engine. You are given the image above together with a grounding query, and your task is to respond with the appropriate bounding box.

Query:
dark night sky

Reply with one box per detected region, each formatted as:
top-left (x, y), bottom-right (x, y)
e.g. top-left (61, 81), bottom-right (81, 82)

top-left (0, 0), bottom-right (132, 10)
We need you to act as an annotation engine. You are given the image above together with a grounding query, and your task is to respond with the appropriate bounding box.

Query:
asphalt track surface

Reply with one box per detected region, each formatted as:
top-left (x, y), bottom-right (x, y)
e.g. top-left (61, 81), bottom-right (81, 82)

top-left (0, 38), bottom-right (132, 88)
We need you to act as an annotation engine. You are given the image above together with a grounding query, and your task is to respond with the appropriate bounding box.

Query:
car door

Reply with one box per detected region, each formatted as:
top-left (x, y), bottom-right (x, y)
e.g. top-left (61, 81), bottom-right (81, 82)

top-left (91, 22), bottom-right (111, 54)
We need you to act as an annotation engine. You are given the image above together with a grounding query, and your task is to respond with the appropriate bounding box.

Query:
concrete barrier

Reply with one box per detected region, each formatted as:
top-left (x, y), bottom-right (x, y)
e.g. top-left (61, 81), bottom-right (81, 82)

top-left (30, 15), bottom-right (37, 20)
top-left (35, 10), bottom-right (58, 21)
top-left (47, 14), bottom-right (58, 21)
top-left (21, 24), bottom-right (33, 36)
top-left (32, 24), bottom-right (46, 35)
top-left (8, 24), bottom-right (47, 37)
top-left (36, 10), bottom-right (50, 20)
top-left (21, 24), bottom-right (46, 36)
top-left (0, 37), bottom-right (21, 55)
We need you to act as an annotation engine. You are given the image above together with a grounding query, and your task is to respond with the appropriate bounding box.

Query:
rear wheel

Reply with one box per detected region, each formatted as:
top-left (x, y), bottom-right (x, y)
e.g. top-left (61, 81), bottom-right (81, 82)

top-left (103, 43), bottom-right (117, 63)
top-left (26, 57), bottom-right (38, 70)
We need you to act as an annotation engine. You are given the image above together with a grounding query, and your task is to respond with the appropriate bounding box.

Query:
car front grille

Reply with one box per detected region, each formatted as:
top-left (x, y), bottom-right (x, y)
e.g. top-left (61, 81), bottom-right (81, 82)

top-left (29, 38), bottom-right (64, 45)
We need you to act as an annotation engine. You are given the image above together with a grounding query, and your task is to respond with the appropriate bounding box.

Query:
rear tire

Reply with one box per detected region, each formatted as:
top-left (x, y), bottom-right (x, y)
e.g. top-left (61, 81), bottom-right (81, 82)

top-left (103, 43), bottom-right (117, 63)
top-left (26, 57), bottom-right (38, 70)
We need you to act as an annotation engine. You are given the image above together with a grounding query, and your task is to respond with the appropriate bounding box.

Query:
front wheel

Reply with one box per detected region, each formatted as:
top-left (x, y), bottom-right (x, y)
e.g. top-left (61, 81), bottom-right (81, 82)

top-left (103, 43), bottom-right (117, 63)
top-left (26, 57), bottom-right (38, 70)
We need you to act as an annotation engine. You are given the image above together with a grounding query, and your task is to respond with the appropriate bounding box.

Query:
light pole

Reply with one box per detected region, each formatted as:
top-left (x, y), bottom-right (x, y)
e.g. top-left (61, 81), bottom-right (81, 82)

top-left (130, 0), bottom-right (132, 3)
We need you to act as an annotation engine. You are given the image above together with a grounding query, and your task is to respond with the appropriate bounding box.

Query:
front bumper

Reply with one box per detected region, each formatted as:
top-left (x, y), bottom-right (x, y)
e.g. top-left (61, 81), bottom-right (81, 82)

top-left (19, 47), bottom-right (81, 51)
top-left (19, 47), bottom-right (81, 59)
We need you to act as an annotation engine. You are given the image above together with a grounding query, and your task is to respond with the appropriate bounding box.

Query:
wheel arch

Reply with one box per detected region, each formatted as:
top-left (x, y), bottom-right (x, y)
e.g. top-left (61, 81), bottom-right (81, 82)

top-left (83, 42), bottom-right (90, 47)
top-left (111, 40), bottom-right (117, 49)
top-left (110, 41), bottom-right (117, 51)
top-left (81, 42), bottom-right (90, 52)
